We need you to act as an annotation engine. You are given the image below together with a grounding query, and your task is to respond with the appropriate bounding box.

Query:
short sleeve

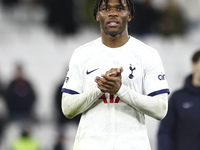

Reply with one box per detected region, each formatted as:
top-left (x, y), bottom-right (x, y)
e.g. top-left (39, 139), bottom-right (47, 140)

top-left (143, 50), bottom-right (169, 96)
top-left (61, 51), bottom-right (83, 94)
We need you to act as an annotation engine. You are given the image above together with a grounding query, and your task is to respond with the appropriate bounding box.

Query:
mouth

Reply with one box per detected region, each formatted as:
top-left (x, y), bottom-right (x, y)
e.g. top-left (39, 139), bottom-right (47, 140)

top-left (107, 20), bottom-right (119, 27)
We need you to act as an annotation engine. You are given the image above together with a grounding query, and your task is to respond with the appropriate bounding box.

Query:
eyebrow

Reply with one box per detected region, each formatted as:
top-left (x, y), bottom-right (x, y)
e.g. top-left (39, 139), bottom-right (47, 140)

top-left (100, 4), bottom-right (127, 8)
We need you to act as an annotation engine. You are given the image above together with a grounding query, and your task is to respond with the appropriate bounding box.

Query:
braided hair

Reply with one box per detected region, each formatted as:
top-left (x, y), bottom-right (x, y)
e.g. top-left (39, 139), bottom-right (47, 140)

top-left (93, 0), bottom-right (135, 20)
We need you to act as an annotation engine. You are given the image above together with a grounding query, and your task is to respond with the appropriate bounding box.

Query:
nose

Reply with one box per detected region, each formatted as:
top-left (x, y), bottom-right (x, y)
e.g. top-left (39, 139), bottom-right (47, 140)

top-left (108, 8), bottom-right (118, 17)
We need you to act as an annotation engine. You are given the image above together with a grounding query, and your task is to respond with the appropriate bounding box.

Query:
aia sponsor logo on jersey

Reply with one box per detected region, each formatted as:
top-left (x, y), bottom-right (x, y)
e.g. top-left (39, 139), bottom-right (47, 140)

top-left (99, 94), bottom-right (120, 103)
top-left (158, 73), bottom-right (166, 80)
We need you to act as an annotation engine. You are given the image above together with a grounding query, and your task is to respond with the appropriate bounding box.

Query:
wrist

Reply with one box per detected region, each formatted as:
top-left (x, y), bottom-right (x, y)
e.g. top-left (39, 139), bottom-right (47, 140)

top-left (116, 84), bottom-right (126, 96)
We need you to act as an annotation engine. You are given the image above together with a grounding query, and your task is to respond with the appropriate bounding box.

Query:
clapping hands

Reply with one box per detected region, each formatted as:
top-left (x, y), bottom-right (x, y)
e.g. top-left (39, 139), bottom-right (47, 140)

top-left (95, 67), bottom-right (123, 94)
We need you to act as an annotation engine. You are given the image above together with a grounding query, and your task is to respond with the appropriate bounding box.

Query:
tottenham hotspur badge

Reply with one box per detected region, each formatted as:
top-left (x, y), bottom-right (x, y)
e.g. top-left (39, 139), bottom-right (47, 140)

top-left (129, 64), bottom-right (136, 79)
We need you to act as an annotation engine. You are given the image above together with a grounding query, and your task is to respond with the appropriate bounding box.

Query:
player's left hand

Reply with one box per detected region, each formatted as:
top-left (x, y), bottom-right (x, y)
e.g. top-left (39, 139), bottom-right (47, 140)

top-left (95, 67), bottom-right (123, 94)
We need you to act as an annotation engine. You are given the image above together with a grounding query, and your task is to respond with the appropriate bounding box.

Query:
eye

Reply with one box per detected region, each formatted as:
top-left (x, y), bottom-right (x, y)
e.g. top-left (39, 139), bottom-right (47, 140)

top-left (117, 7), bottom-right (124, 11)
top-left (102, 7), bottom-right (109, 11)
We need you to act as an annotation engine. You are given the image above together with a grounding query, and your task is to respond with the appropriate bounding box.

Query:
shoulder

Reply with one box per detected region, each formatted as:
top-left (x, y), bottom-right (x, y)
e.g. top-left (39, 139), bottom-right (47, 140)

top-left (74, 37), bottom-right (100, 55)
top-left (129, 36), bottom-right (159, 56)
top-left (129, 36), bottom-right (162, 65)
top-left (69, 37), bottom-right (100, 64)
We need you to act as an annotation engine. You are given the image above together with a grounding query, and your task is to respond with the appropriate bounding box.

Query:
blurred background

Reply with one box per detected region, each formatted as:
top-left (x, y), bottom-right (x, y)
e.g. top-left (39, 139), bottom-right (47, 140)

top-left (0, 0), bottom-right (199, 149)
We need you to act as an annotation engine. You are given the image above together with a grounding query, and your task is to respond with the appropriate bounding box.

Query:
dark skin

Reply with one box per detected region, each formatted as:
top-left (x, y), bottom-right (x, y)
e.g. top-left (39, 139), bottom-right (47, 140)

top-left (96, 0), bottom-right (132, 48)
top-left (95, 67), bottom-right (123, 94)
top-left (95, 0), bottom-right (131, 94)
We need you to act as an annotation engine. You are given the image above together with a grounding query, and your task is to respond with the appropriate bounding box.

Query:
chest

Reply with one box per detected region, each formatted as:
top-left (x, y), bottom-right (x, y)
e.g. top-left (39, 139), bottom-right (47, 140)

top-left (176, 93), bottom-right (200, 123)
top-left (81, 51), bottom-right (144, 91)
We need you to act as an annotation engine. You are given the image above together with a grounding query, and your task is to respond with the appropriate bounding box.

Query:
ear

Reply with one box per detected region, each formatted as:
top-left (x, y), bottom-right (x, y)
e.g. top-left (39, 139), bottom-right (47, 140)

top-left (96, 13), bottom-right (99, 21)
top-left (128, 12), bottom-right (132, 22)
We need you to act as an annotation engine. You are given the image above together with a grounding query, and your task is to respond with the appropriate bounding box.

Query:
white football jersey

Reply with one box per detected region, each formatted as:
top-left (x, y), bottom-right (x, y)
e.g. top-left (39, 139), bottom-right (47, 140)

top-left (62, 36), bottom-right (169, 150)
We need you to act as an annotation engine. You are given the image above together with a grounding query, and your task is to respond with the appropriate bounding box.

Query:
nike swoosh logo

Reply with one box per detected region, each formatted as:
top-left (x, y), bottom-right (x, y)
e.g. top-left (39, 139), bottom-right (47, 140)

top-left (182, 102), bottom-right (193, 109)
top-left (86, 68), bottom-right (99, 75)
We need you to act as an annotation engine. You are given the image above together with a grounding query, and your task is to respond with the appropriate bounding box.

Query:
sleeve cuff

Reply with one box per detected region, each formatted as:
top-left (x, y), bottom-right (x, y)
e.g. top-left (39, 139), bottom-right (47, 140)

top-left (116, 84), bottom-right (126, 97)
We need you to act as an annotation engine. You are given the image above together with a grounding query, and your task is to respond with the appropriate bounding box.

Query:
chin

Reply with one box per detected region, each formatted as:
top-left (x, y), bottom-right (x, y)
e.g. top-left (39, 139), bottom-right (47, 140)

top-left (102, 27), bottom-right (125, 37)
top-left (107, 31), bottom-right (122, 37)
top-left (109, 34), bottom-right (119, 37)
top-left (107, 29), bottom-right (125, 37)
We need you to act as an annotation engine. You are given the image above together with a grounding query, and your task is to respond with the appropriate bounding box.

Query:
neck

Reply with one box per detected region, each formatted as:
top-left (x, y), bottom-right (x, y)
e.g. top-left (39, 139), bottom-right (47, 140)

top-left (101, 29), bottom-right (129, 48)
top-left (192, 74), bottom-right (200, 87)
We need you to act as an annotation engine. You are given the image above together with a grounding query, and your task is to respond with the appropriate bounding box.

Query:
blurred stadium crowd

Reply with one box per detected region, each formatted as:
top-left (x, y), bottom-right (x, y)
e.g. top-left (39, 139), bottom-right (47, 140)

top-left (0, 0), bottom-right (200, 150)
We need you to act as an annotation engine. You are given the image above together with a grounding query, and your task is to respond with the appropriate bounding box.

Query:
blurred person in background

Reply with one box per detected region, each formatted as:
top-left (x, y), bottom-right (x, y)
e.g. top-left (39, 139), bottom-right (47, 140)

top-left (0, 0), bottom-right (20, 8)
top-left (157, 50), bottom-right (200, 150)
top-left (4, 64), bottom-right (37, 123)
top-left (11, 126), bottom-right (40, 150)
top-left (54, 79), bottom-right (81, 127)
top-left (0, 69), bottom-right (4, 97)
top-left (44, 0), bottom-right (77, 35)
top-left (129, 0), bottom-right (160, 36)
top-left (0, 114), bottom-right (5, 145)
top-left (53, 132), bottom-right (66, 150)
top-left (0, 69), bottom-right (6, 145)
top-left (61, 0), bottom-right (169, 149)
top-left (157, 0), bottom-right (187, 36)
top-left (85, 0), bottom-right (100, 27)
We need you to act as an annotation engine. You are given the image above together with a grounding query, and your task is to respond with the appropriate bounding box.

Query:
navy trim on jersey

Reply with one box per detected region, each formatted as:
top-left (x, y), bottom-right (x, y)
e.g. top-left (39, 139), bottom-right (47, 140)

top-left (148, 89), bottom-right (170, 97)
top-left (61, 88), bottom-right (79, 95)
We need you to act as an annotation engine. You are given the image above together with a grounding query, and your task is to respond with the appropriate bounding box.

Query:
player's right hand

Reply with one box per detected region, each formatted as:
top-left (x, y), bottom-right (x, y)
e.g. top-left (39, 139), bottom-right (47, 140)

top-left (105, 67), bottom-right (123, 77)
top-left (95, 67), bottom-right (123, 94)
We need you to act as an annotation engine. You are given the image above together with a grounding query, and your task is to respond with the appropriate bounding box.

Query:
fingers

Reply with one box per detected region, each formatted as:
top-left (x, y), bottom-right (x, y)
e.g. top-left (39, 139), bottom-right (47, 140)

top-left (105, 69), bottom-right (117, 77)
top-left (94, 67), bottom-right (123, 94)
top-left (95, 76), bottom-right (114, 93)
top-left (95, 76), bottom-right (115, 86)
top-left (95, 67), bottom-right (123, 85)
top-left (101, 74), bottom-right (115, 81)
top-left (95, 74), bottom-right (121, 94)
top-left (106, 67), bottom-right (124, 77)
top-left (107, 72), bottom-right (118, 77)
top-left (119, 66), bottom-right (124, 72)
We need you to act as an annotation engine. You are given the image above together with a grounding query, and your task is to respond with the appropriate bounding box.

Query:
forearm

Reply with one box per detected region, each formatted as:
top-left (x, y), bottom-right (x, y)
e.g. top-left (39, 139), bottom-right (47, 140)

top-left (62, 86), bottom-right (103, 119)
top-left (116, 84), bottom-right (168, 120)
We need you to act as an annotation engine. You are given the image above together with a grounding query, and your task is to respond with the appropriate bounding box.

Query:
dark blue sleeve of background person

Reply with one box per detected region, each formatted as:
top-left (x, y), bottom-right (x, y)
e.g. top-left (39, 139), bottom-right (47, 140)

top-left (157, 93), bottom-right (177, 150)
